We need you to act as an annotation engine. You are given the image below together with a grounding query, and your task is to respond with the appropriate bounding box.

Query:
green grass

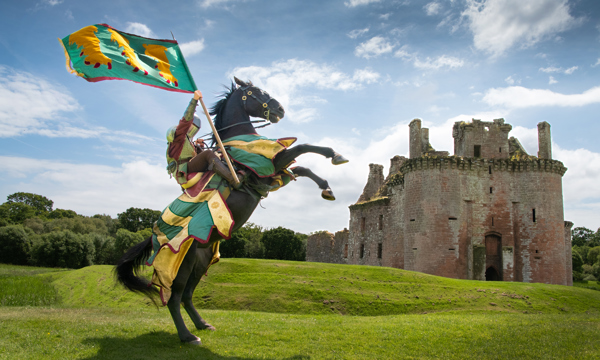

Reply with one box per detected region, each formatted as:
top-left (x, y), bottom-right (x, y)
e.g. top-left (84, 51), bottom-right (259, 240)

top-left (46, 259), bottom-right (600, 316)
top-left (574, 280), bottom-right (600, 292)
top-left (0, 307), bottom-right (598, 359)
top-left (0, 260), bottom-right (599, 359)
top-left (0, 264), bottom-right (67, 306)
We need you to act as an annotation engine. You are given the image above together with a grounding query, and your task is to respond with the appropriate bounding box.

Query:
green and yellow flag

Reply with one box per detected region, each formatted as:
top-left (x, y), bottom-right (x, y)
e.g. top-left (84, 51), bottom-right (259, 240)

top-left (60, 24), bottom-right (197, 93)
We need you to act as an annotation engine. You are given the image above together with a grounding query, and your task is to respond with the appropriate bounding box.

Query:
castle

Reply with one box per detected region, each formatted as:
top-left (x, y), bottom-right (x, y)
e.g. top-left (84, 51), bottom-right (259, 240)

top-left (306, 119), bottom-right (573, 285)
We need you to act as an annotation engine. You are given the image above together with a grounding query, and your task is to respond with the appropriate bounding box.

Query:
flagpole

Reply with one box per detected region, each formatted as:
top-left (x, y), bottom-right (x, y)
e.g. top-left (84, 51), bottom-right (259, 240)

top-left (197, 95), bottom-right (240, 187)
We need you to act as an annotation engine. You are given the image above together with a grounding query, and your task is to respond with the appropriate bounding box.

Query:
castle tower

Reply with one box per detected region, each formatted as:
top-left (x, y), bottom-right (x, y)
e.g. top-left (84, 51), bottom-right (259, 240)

top-left (538, 121), bottom-right (552, 159)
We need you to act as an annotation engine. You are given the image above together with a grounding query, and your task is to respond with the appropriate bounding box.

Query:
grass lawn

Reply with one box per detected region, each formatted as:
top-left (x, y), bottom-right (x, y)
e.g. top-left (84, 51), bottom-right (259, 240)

top-left (0, 260), bottom-right (599, 359)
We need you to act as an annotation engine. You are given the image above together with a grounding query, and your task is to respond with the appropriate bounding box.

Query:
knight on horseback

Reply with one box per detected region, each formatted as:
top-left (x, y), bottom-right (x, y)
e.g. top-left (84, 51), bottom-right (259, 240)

top-left (166, 90), bottom-right (241, 189)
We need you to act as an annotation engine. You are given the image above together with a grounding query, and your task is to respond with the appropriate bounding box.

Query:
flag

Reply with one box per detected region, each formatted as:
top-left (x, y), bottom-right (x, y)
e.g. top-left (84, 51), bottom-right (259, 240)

top-left (60, 24), bottom-right (197, 93)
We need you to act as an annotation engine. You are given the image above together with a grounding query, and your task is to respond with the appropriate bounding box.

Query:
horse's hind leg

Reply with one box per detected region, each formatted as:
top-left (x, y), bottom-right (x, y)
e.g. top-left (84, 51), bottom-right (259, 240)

top-left (181, 246), bottom-right (216, 331)
top-left (273, 144), bottom-right (348, 172)
top-left (292, 166), bottom-right (336, 201)
top-left (167, 242), bottom-right (202, 345)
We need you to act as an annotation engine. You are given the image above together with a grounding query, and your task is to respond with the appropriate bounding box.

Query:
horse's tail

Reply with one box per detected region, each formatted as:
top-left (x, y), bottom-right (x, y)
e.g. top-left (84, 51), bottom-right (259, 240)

top-left (114, 236), bottom-right (160, 306)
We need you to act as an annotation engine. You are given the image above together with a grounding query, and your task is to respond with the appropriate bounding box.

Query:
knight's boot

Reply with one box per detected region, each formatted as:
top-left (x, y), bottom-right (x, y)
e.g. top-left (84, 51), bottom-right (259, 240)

top-left (210, 159), bottom-right (242, 189)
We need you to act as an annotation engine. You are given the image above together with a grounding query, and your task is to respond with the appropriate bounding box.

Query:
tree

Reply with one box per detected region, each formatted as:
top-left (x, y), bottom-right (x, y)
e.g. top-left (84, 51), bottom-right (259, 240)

top-left (262, 226), bottom-right (305, 261)
top-left (86, 233), bottom-right (116, 265)
top-left (6, 192), bottom-right (53, 216)
top-left (117, 207), bottom-right (161, 233)
top-left (572, 250), bottom-right (584, 274)
top-left (0, 225), bottom-right (34, 265)
top-left (30, 230), bottom-right (95, 269)
top-left (48, 208), bottom-right (77, 219)
top-left (114, 228), bottom-right (144, 255)
top-left (572, 227), bottom-right (595, 247)
top-left (588, 246), bottom-right (600, 266)
top-left (220, 231), bottom-right (248, 258)
top-left (0, 202), bottom-right (36, 224)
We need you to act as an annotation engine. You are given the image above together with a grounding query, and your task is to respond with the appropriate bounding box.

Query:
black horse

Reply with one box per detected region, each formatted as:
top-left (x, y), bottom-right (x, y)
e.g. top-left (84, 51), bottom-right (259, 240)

top-left (116, 77), bottom-right (348, 345)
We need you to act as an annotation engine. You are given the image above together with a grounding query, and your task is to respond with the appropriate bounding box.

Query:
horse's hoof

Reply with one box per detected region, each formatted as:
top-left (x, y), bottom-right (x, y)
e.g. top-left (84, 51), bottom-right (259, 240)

top-left (201, 324), bottom-right (216, 331)
top-left (322, 188), bottom-right (336, 201)
top-left (183, 336), bottom-right (202, 346)
top-left (332, 153), bottom-right (349, 165)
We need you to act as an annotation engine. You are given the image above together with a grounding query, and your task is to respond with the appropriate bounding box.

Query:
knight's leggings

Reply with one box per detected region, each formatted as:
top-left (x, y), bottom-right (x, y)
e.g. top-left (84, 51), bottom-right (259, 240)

top-left (187, 150), bottom-right (218, 173)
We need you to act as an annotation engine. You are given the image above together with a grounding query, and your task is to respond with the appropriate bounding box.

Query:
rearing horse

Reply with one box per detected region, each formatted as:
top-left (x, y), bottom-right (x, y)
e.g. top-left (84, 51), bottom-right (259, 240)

top-left (115, 77), bottom-right (348, 345)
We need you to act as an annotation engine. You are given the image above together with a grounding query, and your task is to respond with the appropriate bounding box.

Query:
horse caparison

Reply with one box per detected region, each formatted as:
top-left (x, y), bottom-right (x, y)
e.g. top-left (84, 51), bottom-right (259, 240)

top-left (115, 77), bottom-right (348, 345)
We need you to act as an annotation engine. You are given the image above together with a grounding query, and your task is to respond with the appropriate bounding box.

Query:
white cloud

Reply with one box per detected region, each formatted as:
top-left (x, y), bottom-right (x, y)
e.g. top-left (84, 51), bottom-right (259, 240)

top-left (594, 59), bottom-right (600, 67)
top-left (548, 76), bottom-right (558, 84)
top-left (540, 66), bottom-right (578, 74)
top-left (539, 66), bottom-right (562, 73)
top-left (424, 2), bottom-right (442, 16)
top-left (354, 36), bottom-right (394, 59)
top-left (380, 13), bottom-right (391, 20)
top-left (482, 85), bottom-right (600, 108)
top-left (504, 75), bottom-right (515, 85)
top-left (0, 156), bottom-right (180, 216)
top-left (344, 0), bottom-right (381, 7)
top-left (353, 68), bottom-right (381, 84)
top-left (180, 39), bottom-right (205, 57)
top-left (413, 55), bottom-right (465, 70)
top-left (124, 22), bottom-right (156, 38)
top-left (347, 27), bottom-right (369, 39)
top-left (44, 0), bottom-right (63, 5)
top-left (200, 0), bottom-right (239, 8)
top-left (231, 59), bottom-right (379, 123)
top-left (462, 0), bottom-right (577, 57)
top-left (564, 66), bottom-right (578, 74)
top-left (0, 66), bottom-right (80, 137)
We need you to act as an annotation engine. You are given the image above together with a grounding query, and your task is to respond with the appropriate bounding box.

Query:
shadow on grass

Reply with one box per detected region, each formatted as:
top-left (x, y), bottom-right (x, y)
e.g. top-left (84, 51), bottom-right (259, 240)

top-left (80, 331), bottom-right (310, 360)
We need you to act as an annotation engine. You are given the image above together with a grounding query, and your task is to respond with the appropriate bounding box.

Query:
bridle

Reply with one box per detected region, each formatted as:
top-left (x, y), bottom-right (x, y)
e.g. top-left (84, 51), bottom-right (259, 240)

top-left (199, 84), bottom-right (275, 141)
top-left (239, 84), bottom-right (276, 122)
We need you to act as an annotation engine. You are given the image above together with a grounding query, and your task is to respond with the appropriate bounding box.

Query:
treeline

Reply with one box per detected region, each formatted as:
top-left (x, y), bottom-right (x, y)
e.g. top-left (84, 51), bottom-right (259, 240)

top-left (0, 192), bottom-right (306, 269)
top-left (571, 227), bottom-right (600, 282)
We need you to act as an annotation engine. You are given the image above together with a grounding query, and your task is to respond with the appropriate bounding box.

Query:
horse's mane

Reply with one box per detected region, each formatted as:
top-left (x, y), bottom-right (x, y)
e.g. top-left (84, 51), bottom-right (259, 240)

top-left (209, 81), bottom-right (237, 145)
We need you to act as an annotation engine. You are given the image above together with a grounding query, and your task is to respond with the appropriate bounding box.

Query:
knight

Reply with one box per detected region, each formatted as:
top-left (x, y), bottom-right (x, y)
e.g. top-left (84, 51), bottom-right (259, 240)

top-left (166, 90), bottom-right (240, 189)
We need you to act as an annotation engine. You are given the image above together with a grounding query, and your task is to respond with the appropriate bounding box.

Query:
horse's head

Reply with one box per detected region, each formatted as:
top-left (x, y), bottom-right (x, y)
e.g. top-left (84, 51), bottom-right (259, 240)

top-left (234, 77), bottom-right (285, 123)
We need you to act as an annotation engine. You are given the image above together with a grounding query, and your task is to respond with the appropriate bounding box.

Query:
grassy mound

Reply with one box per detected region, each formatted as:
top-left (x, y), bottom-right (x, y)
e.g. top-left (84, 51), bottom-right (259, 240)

top-left (42, 259), bottom-right (600, 315)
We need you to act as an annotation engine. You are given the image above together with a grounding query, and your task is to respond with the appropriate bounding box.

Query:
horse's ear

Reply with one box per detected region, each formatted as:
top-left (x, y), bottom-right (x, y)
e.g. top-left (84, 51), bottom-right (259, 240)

top-left (234, 77), bottom-right (248, 87)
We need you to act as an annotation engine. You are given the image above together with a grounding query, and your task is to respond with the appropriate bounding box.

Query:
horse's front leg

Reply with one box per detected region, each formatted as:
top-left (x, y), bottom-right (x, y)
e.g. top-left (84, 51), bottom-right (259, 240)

top-left (273, 144), bottom-right (348, 172)
top-left (181, 246), bottom-right (216, 331)
top-left (291, 166), bottom-right (336, 201)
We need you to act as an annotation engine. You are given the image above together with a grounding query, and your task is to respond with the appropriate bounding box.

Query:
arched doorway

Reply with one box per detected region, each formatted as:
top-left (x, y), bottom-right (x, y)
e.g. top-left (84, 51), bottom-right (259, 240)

top-left (485, 266), bottom-right (500, 281)
top-left (485, 233), bottom-right (502, 281)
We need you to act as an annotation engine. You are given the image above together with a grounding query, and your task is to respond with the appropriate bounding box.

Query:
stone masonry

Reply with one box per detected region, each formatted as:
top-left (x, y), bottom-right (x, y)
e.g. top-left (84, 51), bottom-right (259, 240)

top-left (307, 119), bottom-right (573, 285)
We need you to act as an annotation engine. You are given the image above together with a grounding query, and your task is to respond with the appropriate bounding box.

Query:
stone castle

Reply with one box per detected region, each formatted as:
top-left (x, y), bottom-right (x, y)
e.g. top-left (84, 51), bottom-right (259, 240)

top-left (306, 119), bottom-right (573, 285)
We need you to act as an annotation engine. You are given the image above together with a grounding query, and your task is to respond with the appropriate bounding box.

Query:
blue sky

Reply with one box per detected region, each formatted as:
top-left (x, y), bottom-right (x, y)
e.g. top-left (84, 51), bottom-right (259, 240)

top-left (1, 0), bottom-right (600, 234)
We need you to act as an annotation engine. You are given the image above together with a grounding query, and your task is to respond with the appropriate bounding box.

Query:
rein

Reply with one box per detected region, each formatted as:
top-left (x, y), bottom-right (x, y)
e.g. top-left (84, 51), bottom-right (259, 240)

top-left (197, 119), bottom-right (270, 139)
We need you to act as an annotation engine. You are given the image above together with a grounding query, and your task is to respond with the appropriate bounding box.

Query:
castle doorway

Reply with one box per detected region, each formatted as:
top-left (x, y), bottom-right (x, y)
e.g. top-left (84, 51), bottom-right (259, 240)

top-left (485, 234), bottom-right (502, 281)
top-left (485, 266), bottom-right (500, 281)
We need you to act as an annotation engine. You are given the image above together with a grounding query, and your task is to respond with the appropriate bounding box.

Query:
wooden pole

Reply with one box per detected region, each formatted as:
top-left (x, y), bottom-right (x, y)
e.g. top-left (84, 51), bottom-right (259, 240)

top-left (197, 96), bottom-right (240, 186)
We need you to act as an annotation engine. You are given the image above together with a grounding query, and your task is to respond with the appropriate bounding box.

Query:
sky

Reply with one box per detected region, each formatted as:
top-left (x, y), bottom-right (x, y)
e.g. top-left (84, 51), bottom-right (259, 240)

top-left (1, 0), bottom-right (600, 234)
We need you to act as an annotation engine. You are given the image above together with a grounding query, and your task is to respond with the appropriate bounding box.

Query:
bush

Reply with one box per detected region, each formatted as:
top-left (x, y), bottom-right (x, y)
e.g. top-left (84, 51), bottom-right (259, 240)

top-left (114, 228), bottom-right (144, 256)
top-left (582, 274), bottom-right (597, 282)
top-left (0, 225), bottom-right (34, 265)
top-left (30, 230), bottom-right (95, 269)
top-left (573, 271), bottom-right (584, 282)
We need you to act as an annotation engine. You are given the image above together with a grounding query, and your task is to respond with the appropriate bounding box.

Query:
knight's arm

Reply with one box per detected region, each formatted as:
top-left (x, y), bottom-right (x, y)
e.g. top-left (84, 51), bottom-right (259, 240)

top-left (168, 91), bottom-right (203, 160)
